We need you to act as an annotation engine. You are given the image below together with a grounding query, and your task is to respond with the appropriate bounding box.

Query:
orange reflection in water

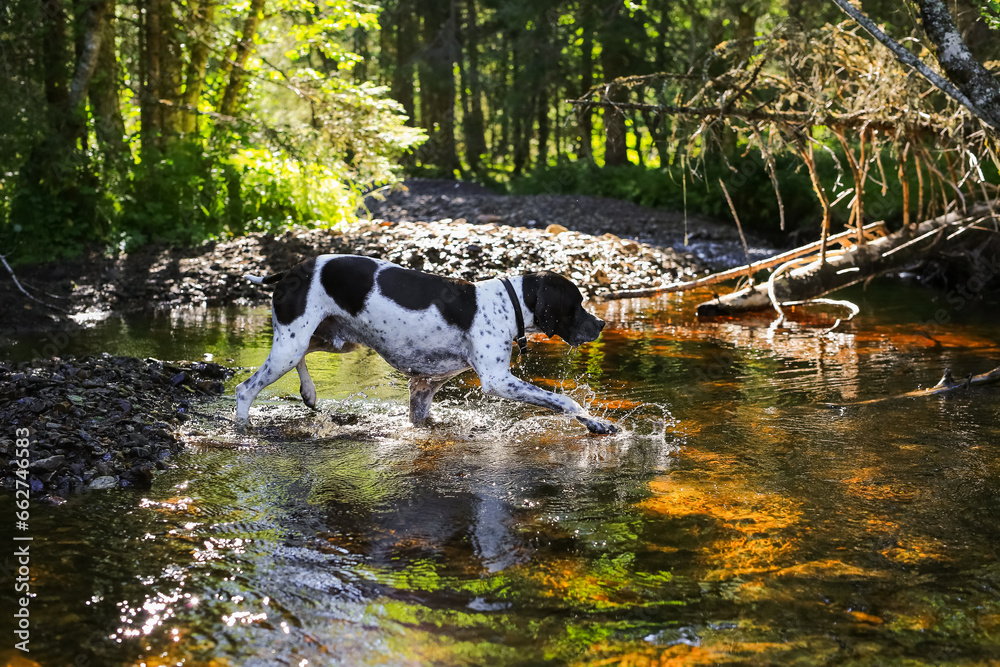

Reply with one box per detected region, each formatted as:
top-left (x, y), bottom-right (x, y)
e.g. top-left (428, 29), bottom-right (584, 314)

top-left (639, 450), bottom-right (803, 582)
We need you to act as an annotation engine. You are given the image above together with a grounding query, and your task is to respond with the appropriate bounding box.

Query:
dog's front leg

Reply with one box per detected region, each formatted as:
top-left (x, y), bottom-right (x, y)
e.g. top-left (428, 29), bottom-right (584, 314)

top-left (476, 369), bottom-right (617, 435)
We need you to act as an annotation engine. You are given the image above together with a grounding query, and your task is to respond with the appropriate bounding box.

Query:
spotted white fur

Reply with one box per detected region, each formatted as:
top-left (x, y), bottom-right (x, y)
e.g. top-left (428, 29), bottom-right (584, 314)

top-left (235, 255), bottom-right (616, 434)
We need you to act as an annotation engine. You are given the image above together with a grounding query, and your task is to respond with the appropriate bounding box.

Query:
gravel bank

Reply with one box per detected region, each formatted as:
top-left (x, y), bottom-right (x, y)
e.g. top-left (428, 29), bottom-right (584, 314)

top-left (1, 356), bottom-right (233, 498)
top-left (2, 179), bottom-right (764, 340)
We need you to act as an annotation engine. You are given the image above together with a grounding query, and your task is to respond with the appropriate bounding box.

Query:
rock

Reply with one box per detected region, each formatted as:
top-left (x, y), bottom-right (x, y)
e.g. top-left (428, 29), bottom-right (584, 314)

top-left (619, 239), bottom-right (642, 255)
top-left (89, 476), bottom-right (118, 490)
top-left (29, 455), bottom-right (66, 473)
top-left (20, 397), bottom-right (48, 413)
top-left (546, 224), bottom-right (569, 235)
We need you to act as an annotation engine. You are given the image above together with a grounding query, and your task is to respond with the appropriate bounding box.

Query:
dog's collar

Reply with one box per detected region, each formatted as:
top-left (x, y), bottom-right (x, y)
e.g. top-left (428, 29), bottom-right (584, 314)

top-left (500, 277), bottom-right (528, 358)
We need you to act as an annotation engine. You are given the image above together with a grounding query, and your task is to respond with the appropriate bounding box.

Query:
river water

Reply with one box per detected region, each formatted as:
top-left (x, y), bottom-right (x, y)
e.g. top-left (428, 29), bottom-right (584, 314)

top-left (3, 282), bottom-right (1000, 665)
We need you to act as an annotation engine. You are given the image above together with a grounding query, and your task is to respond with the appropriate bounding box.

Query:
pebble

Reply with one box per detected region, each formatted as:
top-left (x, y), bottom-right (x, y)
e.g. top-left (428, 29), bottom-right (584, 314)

top-left (88, 476), bottom-right (118, 490)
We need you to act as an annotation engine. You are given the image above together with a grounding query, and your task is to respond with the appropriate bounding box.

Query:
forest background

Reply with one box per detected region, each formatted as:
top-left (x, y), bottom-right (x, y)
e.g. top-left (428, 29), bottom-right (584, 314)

top-left (1, 0), bottom-right (999, 264)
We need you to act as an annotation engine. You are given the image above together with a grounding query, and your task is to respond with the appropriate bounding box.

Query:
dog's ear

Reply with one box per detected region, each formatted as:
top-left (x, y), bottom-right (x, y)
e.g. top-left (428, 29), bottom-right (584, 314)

top-left (523, 271), bottom-right (581, 339)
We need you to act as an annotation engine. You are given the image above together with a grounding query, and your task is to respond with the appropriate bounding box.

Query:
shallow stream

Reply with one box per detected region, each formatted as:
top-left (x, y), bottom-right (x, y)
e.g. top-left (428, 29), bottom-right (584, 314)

top-left (3, 282), bottom-right (1000, 665)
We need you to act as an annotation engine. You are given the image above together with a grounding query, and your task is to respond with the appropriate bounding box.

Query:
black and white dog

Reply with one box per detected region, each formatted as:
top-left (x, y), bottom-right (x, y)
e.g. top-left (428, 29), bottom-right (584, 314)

top-left (235, 255), bottom-right (617, 434)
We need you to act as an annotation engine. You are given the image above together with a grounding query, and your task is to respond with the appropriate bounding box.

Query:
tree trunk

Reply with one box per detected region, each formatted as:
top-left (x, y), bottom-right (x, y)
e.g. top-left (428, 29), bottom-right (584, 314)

top-left (511, 90), bottom-right (531, 175)
top-left (510, 42), bottom-right (528, 175)
top-left (180, 0), bottom-right (216, 135)
top-left (578, 4), bottom-right (594, 161)
top-left (392, 0), bottom-right (417, 123)
top-left (496, 36), bottom-right (510, 160)
top-left (218, 0), bottom-right (266, 118)
top-left (354, 26), bottom-right (369, 83)
top-left (696, 205), bottom-right (993, 317)
top-left (140, 0), bottom-right (162, 154)
top-left (536, 88), bottom-right (549, 166)
top-left (157, 0), bottom-right (182, 136)
top-left (600, 4), bottom-right (630, 166)
top-left (733, 7), bottom-right (756, 63)
top-left (462, 0), bottom-right (486, 172)
top-left (415, 0), bottom-right (459, 172)
top-left (41, 0), bottom-right (71, 133)
top-left (69, 0), bottom-right (108, 111)
top-left (88, 0), bottom-right (129, 162)
top-left (915, 0), bottom-right (1000, 127)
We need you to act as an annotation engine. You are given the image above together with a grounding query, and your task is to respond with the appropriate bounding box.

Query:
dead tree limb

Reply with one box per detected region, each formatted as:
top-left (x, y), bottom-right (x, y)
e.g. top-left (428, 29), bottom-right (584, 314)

top-left (696, 203), bottom-right (994, 317)
top-left (566, 99), bottom-right (937, 135)
top-left (0, 255), bottom-right (71, 314)
top-left (829, 0), bottom-right (998, 128)
top-left (599, 222), bottom-right (887, 301)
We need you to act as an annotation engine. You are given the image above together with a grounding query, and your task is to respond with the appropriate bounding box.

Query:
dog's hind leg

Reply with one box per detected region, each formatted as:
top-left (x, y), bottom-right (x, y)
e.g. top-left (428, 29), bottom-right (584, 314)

top-left (408, 376), bottom-right (451, 425)
top-left (297, 357), bottom-right (317, 409)
top-left (235, 333), bottom-right (311, 427)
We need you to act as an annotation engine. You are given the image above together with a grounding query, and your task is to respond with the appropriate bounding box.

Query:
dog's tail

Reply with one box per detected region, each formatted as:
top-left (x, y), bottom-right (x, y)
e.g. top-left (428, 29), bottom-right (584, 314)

top-left (245, 271), bottom-right (287, 286)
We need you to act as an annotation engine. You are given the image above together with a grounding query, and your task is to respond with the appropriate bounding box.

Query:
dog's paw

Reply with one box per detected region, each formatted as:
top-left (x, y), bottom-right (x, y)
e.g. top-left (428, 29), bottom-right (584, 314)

top-left (577, 415), bottom-right (618, 435)
top-left (234, 418), bottom-right (250, 434)
top-left (300, 384), bottom-right (317, 409)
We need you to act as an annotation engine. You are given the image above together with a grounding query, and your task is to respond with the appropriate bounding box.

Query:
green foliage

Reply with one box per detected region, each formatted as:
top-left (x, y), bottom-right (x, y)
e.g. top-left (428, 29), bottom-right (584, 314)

top-left (229, 148), bottom-right (359, 234)
top-left (978, 0), bottom-right (1000, 28)
top-left (0, 0), bottom-right (423, 264)
top-left (3, 148), bottom-right (114, 264)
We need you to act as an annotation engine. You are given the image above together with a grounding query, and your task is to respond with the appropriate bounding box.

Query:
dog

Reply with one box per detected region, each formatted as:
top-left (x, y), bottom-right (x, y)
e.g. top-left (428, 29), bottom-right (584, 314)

top-left (235, 254), bottom-right (617, 434)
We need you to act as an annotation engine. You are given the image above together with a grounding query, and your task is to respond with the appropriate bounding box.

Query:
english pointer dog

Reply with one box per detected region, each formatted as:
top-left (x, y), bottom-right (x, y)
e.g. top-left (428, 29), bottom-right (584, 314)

top-left (236, 255), bottom-right (617, 434)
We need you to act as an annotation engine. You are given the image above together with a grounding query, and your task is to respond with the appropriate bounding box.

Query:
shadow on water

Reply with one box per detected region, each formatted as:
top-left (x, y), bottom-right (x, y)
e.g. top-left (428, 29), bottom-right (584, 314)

top-left (4, 281), bottom-right (1000, 665)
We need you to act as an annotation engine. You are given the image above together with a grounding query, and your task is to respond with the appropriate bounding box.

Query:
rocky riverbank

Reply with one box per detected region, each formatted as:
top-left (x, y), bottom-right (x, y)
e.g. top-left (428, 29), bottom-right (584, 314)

top-left (0, 356), bottom-right (233, 498)
top-left (1, 217), bottom-right (707, 342)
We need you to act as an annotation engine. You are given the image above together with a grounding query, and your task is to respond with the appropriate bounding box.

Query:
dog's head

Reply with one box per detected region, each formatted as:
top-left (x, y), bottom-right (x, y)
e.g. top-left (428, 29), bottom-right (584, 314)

top-left (522, 271), bottom-right (605, 347)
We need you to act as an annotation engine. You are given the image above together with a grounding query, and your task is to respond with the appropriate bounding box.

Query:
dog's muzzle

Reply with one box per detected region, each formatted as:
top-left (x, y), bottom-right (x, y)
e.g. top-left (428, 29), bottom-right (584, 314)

top-left (567, 313), bottom-right (605, 347)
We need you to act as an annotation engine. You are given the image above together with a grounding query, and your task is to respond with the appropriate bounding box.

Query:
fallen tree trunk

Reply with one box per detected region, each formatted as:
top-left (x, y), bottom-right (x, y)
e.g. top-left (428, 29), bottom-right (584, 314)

top-left (696, 203), bottom-right (995, 317)
top-left (600, 221), bottom-right (887, 301)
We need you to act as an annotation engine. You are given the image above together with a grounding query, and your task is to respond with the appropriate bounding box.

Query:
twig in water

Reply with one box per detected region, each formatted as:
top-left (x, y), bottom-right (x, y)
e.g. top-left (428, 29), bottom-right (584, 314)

top-left (0, 254), bottom-right (71, 314)
top-left (780, 297), bottom-right (861, 333)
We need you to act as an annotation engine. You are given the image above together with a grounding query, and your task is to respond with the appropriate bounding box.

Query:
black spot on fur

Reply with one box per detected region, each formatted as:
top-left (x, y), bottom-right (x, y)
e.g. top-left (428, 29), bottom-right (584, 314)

top-left (377, 267), bottom-right (477, 330)
top-left (272, 258), bottom-right (316, 325)
top-left (321, 256), bottom-right (378, 316)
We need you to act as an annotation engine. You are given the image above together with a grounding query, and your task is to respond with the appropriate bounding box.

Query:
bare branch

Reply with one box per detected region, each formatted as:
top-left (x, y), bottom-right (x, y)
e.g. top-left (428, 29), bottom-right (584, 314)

top-left (829, 0), bottom-right (998, 129)
top-left (0, 255), bottom-right (70, 314)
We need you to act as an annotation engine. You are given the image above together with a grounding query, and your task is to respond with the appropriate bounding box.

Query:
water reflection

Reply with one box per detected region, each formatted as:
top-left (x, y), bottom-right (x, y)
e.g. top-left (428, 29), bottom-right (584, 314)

top-left (5, 283), bottom-right (1000, 665)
